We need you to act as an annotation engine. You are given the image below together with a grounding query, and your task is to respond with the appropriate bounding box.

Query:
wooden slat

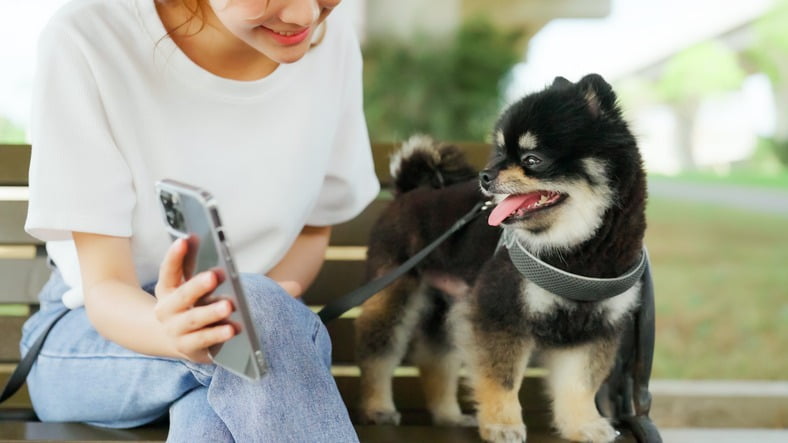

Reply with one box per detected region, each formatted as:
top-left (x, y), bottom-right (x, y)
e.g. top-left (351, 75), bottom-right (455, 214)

top-left (0, 369), bottom-right (552, 428)
top-left (0, 246), bottom-right (36, 260)
top-left (0, 422), bottom-right (614, 442)
top-left (0, 420), bottom-right (168, 442)
top-left (0, 370), bottom-right (30, 408)
top-left (0, 258), bottom-right (49, 304)
top-left (337, 375), bottom-right (552, 420)
top-left (0, 202), bottom-right (39, 245)
top-left (302, 260), bottom-right (367, 305)
top-left (0, 145), bottom-right (31, 186)
top-left (0, 318), bottom-right (25, 361)
top-left (330, 197), bottom-right (389, 246)
top-left (326, 317), bottom-right (356, 363)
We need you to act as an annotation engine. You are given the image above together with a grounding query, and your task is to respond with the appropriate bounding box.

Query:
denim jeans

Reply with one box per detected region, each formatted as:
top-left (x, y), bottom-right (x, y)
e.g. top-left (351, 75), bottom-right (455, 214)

top-left (21, 271), bottom-right (358, 443)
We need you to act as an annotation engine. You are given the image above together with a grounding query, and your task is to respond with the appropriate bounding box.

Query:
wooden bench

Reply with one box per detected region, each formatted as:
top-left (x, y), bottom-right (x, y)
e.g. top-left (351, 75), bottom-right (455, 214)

top-left (0, 143), bottom-right (651, 442)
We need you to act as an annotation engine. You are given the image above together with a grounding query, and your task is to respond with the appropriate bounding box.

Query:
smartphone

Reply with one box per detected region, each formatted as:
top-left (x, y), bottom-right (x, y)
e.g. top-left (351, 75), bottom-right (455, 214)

top-left (155, 179), bottom-right (266, 381)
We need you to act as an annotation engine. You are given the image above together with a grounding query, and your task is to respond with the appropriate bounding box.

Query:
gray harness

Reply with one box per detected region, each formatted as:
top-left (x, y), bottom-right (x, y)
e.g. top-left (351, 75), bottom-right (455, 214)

top-left (500, 230), bottom-right (649, 302)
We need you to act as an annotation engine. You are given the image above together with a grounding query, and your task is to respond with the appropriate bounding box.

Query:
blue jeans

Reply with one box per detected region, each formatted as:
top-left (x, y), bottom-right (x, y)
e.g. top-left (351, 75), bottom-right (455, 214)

top-left (21, 271), bottom-right (358, 443)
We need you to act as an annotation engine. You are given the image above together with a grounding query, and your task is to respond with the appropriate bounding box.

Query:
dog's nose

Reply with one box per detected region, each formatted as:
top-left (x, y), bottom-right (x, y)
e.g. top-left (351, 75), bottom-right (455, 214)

top-left (479, 170), bottom-right (497, 189)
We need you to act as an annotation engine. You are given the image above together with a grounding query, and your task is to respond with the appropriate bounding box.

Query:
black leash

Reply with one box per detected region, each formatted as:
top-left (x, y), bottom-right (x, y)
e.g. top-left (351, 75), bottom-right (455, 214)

top-left (0, 308), bottom-right (68, 407)
top-left (317, 200), bottom-right (492, 324)
top-left (0, 200), bottom-right (490, 406)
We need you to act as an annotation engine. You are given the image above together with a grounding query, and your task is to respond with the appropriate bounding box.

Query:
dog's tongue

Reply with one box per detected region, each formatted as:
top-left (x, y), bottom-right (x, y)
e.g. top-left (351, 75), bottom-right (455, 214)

top-left (488, 193), bottom-right (542, 226)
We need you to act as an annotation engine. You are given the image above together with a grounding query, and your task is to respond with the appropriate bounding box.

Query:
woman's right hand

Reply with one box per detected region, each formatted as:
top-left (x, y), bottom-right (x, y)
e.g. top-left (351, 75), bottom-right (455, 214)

top-left (153, 238), bottom-right (236, 363)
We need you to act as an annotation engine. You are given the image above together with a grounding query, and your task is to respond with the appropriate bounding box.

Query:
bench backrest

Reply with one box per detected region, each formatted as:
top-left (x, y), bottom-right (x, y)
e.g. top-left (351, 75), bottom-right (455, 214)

top-left (2, 142), bottom-right (555, 426)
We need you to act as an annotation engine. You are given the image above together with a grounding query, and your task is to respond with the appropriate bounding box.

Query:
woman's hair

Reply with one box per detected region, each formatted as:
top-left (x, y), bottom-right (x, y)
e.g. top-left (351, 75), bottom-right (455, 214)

top-left (155, 0), bottom-right (326, 47)
top-left (155, 0), bottom-right (209, 39)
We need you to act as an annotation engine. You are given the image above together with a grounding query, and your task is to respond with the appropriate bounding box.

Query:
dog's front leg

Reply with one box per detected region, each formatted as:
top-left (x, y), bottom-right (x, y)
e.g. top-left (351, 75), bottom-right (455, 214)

top-left (356, 277), bottom-right (426, 425)
top-left (543, 340), bottom-right (620, 443)
top-left (468, 331), bottom-right (533, 443)
top-left (411, 337), bottom-right (475, 426)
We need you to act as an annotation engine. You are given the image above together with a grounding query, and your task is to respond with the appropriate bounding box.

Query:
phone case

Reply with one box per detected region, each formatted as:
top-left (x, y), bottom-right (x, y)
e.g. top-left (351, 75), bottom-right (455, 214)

top-left (155, 179), bottom-right (266, 381)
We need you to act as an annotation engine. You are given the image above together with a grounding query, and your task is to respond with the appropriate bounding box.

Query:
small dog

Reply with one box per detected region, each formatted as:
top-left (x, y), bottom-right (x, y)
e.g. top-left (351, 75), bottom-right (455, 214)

top-left (355, 74), bottom-right (647, 443)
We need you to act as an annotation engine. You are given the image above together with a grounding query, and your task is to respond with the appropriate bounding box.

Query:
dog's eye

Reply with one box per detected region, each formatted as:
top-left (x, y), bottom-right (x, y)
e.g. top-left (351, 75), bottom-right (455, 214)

top-left (522, 155), bottom-right (542, 167)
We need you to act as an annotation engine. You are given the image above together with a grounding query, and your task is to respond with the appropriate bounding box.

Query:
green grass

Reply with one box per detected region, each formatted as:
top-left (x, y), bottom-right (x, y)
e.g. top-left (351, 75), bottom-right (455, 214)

top-left (649, 170), bottom-right (788, 190)
top-left (646, 197), bottom-right (788, 380)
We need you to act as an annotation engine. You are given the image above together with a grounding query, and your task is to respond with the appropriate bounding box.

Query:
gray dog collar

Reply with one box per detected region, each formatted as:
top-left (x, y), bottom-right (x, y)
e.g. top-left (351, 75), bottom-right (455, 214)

top-left (501, 230), bottom-right (648, 302)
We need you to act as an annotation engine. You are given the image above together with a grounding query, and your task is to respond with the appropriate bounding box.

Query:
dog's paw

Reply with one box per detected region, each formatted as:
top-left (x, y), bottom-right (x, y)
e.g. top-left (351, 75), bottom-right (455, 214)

top-left (433, 413), bottom-right (477, 427)
top-left (479, 423), bottom-right (527, 443)
top-left (358, 409), bottom-right (401, 425)
top-left (559, 417), bottom-right (619, 443)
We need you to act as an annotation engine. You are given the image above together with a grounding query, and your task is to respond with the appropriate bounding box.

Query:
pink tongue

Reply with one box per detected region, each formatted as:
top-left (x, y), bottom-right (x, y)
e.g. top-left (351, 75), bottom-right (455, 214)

top-left (488, 193), bottom-right (542, 226)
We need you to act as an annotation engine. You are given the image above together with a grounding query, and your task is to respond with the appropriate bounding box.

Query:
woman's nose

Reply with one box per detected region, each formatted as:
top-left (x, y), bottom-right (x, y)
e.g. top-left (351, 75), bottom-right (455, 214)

top-left (279, 0), bottom-right (320, 27)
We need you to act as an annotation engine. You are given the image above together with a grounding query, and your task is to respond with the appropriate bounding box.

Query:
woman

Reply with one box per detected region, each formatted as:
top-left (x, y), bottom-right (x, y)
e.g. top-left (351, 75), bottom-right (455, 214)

top-left (22, 0), bottom-right (379, 441)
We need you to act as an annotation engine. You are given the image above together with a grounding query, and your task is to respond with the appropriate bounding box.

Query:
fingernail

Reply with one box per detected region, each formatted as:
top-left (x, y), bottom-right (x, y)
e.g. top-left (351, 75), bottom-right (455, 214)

top-left (215, 301), bottom-right (227, 313)
top-left (203, 272), bottom-right (214, 284)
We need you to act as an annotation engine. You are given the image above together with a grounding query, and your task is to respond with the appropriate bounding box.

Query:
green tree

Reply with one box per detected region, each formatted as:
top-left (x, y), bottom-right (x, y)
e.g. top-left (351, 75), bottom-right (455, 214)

top-left (0, 116), bottom-right (27, 143)
top-left (743, 0), bottom-right (788, 166)
top-left (363, 18), bottom-right (521, 142)
top-left (656, 41), bottom-right (746, 170)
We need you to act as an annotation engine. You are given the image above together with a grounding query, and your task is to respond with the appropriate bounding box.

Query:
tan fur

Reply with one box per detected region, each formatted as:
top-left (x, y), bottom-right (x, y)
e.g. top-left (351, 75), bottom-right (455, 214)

top-left (474, 374), bottom-right (527, 442)
top-left (495, 168), bottom-right (535, 193)
top-left (358, 357), bottom-right (400, 423)
top-left (410, 341), bottom-right (473, 426)
top-left (356, 277), bottom-right (428, 424)
top-left (543, 341), bottom-right (619, 443)
top-left (464, 326), bottom-right (533, 442)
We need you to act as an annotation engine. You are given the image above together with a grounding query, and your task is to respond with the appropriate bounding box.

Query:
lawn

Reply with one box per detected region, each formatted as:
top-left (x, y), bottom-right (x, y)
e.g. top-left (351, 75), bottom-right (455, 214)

top-left (650, 170), bottom-right (788, 190)
top-left (646, 196), bottom-right (788, 380)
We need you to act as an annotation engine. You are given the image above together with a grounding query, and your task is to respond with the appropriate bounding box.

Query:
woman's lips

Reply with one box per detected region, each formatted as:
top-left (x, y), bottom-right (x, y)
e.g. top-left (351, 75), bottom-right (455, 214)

top-left (262, 27), bottom-right (310, 46)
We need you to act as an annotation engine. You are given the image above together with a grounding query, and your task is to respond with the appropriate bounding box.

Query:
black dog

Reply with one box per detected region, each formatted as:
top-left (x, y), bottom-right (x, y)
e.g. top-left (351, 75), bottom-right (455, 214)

top-left (356, 74), bottom-right (646, 443)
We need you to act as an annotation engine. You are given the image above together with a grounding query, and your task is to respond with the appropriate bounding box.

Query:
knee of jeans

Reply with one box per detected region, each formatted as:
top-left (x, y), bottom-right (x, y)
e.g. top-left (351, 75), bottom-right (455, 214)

top-left (237, 273), bottom-right (317, 336)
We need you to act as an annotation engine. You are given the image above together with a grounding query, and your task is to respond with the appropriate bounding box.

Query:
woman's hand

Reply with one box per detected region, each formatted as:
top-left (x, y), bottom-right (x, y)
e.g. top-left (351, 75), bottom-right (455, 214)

top-left (153, 238), bottom-right (235, 363)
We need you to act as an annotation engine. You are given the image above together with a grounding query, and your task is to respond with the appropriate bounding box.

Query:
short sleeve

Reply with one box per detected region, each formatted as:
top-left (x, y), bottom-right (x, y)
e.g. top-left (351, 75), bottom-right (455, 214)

top-left (24, 21), bottom-right (135, 241)
top-left (305, 28), bottom-right (380, 226)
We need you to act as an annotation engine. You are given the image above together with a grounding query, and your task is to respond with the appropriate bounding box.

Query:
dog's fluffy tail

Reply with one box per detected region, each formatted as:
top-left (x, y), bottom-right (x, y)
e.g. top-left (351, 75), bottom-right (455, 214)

top-left (389, 134), bottom-right (477, 195)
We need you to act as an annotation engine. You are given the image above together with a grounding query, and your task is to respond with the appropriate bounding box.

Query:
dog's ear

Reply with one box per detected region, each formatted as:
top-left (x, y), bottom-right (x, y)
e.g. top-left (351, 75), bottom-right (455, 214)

top-left (578, 73), bottom-right (617, 118)
top-left (551, 76), bottom-right (573, 89)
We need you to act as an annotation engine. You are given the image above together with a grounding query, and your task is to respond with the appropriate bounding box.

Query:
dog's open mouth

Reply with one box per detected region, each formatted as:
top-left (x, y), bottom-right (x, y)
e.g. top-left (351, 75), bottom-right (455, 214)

top-left (488, 191), bottom-right (566, 226)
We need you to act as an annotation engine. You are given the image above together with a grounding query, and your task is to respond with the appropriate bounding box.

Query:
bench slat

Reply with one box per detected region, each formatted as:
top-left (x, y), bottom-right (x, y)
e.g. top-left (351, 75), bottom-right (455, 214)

top-left (0, 145), bottom-right (30, 186)
top-left (0, 258), bottom-right (49, 304)
top-left (329, 197), bottom-right (388, 246)
top-left (0, 196), bottom-right (388, 247)
top-left (0, 202), bottom-right (38, 245)
top-left (302, 260), bottom-right (366, 305)
top-left (0, 318), bottom-right (26, 361)
top-left (0, 421), bottom-right (606, 442)
top-left (0, 373), bottom-right (554, 429)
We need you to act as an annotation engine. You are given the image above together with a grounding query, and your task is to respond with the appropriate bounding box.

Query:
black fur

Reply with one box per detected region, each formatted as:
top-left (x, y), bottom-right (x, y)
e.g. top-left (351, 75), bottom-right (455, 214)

top-left (355, 74), bottom-right (647, 433)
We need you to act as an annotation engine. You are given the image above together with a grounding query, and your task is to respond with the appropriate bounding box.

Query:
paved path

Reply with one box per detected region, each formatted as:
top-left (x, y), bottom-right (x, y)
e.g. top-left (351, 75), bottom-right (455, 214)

top-left (660, 428), bottom-right (788, 443)
top-left (648, 178), bottom-right (788, 217)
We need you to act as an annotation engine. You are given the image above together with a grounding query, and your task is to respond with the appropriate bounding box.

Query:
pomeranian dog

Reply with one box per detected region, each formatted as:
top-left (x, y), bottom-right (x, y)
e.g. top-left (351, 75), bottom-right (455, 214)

top-left (355, 73), bottom-right (647, 443)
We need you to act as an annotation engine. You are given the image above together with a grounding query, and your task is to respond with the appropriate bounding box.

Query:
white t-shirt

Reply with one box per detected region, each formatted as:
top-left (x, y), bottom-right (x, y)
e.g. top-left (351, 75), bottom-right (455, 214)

top-left (25, 0), bottom-right (380, 304)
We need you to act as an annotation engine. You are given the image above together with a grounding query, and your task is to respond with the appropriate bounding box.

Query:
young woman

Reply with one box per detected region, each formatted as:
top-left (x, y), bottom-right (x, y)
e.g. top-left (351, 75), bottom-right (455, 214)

top-left (22, 0), bottom-right (379, 441)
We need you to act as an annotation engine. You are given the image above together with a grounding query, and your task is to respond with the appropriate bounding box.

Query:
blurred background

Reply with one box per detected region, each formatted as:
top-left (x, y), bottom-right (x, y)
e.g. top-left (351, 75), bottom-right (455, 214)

top-left (1, 0), bottom-right (786, 381)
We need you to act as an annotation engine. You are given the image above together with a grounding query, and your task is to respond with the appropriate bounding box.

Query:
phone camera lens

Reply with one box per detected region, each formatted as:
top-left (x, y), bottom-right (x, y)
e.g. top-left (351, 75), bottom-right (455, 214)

top-left (160, 191), bottom-right (184, 230)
